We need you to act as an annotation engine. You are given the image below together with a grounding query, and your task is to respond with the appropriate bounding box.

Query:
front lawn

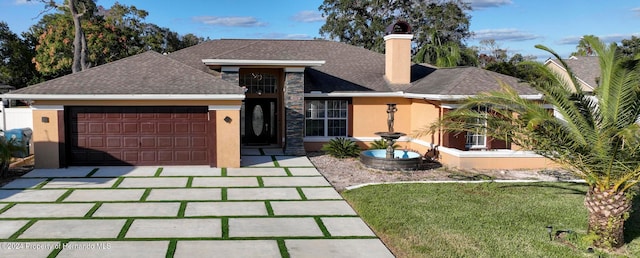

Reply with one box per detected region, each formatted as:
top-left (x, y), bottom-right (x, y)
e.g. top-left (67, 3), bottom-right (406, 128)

top-left (342, 183), bottom-right (640, 257)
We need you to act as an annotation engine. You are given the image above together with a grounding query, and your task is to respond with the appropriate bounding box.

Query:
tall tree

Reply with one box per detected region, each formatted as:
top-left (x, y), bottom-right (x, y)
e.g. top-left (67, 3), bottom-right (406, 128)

top-left (571, 34), bottom-right (599, 57)
top-left (26, 1), bottom-right (203, 78)
top-left (31, 0), bottom-right (96, 73)
top-left (424, 37), bottom-right (640, 249)
top-left (0, 21), bottom-right (38, 87)
top-left (318, 0), bottom-right (472, 62)
top-left (619, 36), bottom-right (640, 58)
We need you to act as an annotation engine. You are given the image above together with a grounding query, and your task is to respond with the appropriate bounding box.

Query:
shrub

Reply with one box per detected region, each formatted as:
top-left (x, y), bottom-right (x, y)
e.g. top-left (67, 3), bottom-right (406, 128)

top-left (321, 137), bottom-right (361, 158)
top-left (368, 139), bottom-right (399, 150)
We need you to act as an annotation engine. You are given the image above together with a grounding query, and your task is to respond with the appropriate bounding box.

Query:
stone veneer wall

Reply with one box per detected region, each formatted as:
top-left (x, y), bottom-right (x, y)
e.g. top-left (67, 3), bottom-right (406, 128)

top-left (283, 70), bottom-right (306, 156)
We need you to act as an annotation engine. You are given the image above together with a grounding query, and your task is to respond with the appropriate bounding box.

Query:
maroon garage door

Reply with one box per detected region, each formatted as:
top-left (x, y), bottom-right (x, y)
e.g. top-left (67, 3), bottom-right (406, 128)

top-left (67, 106), bottom-right (213, 166)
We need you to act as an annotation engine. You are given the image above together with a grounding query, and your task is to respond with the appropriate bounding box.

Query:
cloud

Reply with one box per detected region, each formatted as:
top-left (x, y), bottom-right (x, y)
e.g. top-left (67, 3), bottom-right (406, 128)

top-left (254, 32), bottom-right (313, 40)
top-left (14, 0), bottom-right (36, 5)
top-left (465, 0), bottom-right (512, 9)
top-left (633, 7), bottom-right (640, 16)
top-left (192, 16), bottom-right (267, 27)
top-left (558, 33), bottom-right (640, 45)
top-left (291, 10), bottom-right (325, 23)
top-left (473, 29), bottom-right (540, 41)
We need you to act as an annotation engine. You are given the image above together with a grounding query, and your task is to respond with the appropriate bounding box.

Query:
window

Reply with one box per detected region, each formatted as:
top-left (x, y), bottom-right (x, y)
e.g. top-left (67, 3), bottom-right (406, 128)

top-left (240, 72), bottom-right (277, 94)
top-left (465, 106), bottom-right (487, 149)
top-left (305, 100), bottom-right (348, 137)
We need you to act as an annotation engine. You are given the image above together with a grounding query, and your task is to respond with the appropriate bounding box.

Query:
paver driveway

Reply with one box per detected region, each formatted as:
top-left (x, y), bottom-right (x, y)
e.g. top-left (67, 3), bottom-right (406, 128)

top-left (0, 149), bottom-right (394, 258)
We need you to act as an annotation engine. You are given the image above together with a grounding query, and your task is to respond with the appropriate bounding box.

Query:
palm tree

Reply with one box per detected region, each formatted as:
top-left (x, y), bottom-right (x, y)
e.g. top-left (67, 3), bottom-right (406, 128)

top-left (426, 37), bottom-right (640, 249)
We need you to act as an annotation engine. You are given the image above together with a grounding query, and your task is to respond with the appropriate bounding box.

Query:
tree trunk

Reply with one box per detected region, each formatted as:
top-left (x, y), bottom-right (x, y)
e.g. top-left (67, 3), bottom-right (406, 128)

top-left (68, 0), bottom-right (87, 73)
top-left (584, 186), bottom-right (631, 248)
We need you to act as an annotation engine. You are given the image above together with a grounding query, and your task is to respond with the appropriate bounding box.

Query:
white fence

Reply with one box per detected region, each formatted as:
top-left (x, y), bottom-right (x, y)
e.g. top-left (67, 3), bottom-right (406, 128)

top-left (1, 107), bottom-right (33, 131)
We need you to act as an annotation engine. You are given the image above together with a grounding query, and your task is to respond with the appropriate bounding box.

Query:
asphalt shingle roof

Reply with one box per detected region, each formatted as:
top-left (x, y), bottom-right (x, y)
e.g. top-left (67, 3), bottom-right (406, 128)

top-left (9, 51), bottom-right (243, 95)
top-left (11, 39), bottom-right (538, 98)
top-left (406, 66), bottom-right (539, 95)
top-left (553, 56), bottom-right (601, 88)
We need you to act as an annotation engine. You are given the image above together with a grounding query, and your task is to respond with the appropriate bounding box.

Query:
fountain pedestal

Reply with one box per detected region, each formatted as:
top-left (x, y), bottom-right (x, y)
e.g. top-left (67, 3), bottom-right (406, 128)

top-left (374, 132), bottom-right (406, 159)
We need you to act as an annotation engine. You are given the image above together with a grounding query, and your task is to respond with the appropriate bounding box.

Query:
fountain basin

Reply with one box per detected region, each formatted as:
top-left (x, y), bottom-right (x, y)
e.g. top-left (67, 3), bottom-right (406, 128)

top-left (360, 149), bottom-right (422, 171)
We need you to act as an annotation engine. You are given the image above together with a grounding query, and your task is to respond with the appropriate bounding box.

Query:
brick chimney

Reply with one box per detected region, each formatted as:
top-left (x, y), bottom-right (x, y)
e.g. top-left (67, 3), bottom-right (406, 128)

top-left (384, 21), bottom-right (413, 84)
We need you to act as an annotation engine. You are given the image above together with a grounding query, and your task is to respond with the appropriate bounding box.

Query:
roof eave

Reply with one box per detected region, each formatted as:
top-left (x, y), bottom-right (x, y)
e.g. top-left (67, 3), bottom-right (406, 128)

top-left (2, 94), bottom-right (246, 101)
top-left (202, 59), bottom-right (325, 67)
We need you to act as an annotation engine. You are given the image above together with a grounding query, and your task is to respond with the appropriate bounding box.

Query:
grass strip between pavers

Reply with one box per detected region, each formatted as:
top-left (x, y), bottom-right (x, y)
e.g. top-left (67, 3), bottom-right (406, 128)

top-left (284, 168), bottom-right (293, 177)
top-left (296, 187), bottom-right (307, 200)
top-left (117, 218), bottom-right (134, 239)
top-left (8, 219), bottom-right (37, 239)
top-left (47, 240), bottom-right (67, 258)
top-left (154, 168), bottom-right (163, 177)
top-left (84, 168), bottom-right (99, 177)
top-left (314, 217), bottom-right (331, 237)
top-left (221, 168), bottom-right (227, 177)
top-left (221, 188), bottom-right (227, 201)
top-left (0, 203), bottom-right (15, 214)
top-left (84, 202), bottom-right (103, 217)
top-left (186, 177), bottom-right (193, 188)
top-left (178, 202), bottom-right (187, 217)
top-left (33, 178), bottom-right (53, 189)
top-left (140, 189), bottom-right (152, 201)
top-left (55, 189), bottom-right (74, 202)
top-left (277, 239), bottom-right (290, 258)
top-left (271, 156), bottom-right (280, 167)
top-left (110, 178), bottom-right (125, 188)
top-left (257, 177), bottom-right (264, 187)
top-left (265, 201), bottom-right (274, 216)
top-left (259, 149), bottom-right (266, 155)
top-left (166, 239), bottom-right (177, 258)
top-left (221, 217), bottom-right (229, 239)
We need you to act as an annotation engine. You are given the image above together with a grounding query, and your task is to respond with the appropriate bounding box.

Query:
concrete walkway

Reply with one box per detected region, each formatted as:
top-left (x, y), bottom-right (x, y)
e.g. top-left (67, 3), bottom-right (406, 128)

top-left (0, 148), bottom-right (394, 258)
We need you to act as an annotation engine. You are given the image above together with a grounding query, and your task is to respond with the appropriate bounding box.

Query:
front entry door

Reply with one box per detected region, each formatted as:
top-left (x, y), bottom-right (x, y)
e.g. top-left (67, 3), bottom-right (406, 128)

top-left (244, 99), bottom-right (277, 145)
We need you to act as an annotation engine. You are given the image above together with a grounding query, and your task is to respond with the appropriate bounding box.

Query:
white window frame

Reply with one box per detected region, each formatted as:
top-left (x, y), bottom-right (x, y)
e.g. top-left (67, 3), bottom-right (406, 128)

top-left (465, 106), bottom-right (487, 150)
top-left (304, 100), bottom-right (348, 137)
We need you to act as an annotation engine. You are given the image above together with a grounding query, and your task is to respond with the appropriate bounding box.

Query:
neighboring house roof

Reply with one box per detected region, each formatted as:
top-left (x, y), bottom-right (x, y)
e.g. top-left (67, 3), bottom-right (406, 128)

top-left (406, 66), bottom-right (539, 95)
top-left (5, 51), bottom-right (244, 99)
top-left (545, 56), bottom-right (600, 90)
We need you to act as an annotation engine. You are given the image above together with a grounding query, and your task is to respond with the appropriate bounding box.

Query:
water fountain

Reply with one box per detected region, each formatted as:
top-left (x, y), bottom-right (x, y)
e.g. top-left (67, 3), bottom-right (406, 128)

top-left (360, 104), bottom-right (422, 171)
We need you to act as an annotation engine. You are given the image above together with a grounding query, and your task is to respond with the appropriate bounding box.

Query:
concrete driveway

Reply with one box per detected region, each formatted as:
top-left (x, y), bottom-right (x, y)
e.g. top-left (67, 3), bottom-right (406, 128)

top-left (0, 149), bottom-right (394, 258)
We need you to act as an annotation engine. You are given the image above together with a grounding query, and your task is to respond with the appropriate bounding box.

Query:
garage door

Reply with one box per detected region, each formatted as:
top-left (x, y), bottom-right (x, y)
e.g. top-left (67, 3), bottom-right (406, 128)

top-left (67, 106), bottom-right (213, 166)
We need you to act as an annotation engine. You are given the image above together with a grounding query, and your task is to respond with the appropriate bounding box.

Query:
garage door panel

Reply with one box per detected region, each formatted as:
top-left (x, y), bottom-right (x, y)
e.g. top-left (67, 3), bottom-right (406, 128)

top-left (68, 106), bottom-right (212, 166)
top-left (88, 137), bottom-right (105, 148)
top-left (123, 123), bottom-right (138, 134)
top-left (123, 137), bottom-right (139, 148)
top-left (106, 123), bottom-right (121, 133)
top-left (140, 137), bottom-right (156, 148)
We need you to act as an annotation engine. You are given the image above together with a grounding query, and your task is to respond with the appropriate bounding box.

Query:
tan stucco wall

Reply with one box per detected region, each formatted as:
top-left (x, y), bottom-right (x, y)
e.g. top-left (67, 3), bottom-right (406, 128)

top-left (384, 36), bottom-right (412, 84)
top-left (351, 97), bottom-right (411, 137)
top-left (32, 109), bottom-right (62, 168)
top-left (215, 109), bottom-right (240, 167)
top-left (439, 151), bottom-right (558, 170)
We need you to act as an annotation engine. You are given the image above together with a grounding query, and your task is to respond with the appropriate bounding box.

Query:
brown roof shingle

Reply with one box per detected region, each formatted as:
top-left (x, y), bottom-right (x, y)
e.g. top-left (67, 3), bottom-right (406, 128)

top-left (406, 66), bottom-right (539, 95)
top-left (8, 51), bottom-right (243, 95)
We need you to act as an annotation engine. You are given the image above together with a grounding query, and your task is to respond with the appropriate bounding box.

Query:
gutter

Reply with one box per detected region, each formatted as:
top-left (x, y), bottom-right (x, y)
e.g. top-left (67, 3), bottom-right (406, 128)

top-left (1, 94), bottom-right (247, 101)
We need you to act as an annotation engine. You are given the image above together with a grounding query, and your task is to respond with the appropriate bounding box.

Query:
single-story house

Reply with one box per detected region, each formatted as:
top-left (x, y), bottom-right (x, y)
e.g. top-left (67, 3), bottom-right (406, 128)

top-left (4, 22), bottom-right (556, 170)
top-left (544, 55), bottom-right (600, 93)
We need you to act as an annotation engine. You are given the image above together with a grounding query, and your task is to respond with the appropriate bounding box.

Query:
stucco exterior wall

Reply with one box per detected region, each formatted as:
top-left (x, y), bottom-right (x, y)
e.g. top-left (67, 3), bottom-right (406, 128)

top-left (32, 109), bottom-right (62, 168)
top-left (438, 149), bottom-right (558, 170)
top-left (351, 97), bottom-right (411, 137)
top-left (215, 109), bottom-right (240, 167)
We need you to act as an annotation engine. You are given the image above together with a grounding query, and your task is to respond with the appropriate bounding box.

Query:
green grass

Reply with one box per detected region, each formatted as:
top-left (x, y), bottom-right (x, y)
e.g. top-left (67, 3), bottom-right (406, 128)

top-left (342, 182), bottom-right (640, 258)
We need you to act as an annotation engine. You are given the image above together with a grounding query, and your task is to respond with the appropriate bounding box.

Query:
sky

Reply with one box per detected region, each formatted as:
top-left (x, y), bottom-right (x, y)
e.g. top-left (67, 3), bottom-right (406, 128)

top-left (1, 0), bottom-right (640, 61)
